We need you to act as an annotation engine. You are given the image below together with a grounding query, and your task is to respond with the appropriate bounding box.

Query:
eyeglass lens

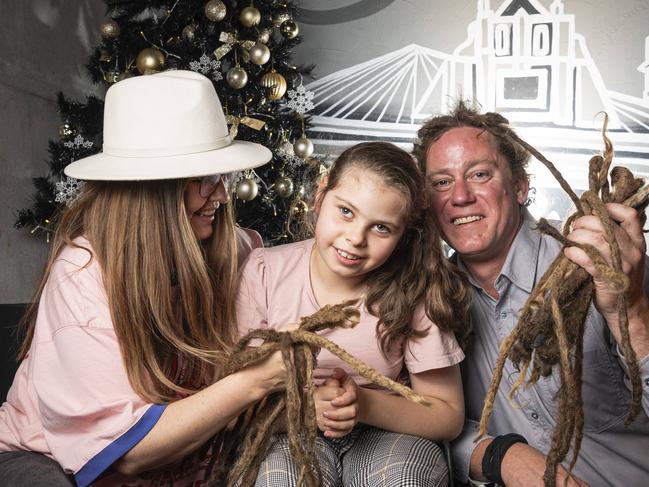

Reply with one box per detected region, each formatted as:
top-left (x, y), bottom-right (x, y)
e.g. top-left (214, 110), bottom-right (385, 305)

top-left (199, 173), bottom-right (237, 197)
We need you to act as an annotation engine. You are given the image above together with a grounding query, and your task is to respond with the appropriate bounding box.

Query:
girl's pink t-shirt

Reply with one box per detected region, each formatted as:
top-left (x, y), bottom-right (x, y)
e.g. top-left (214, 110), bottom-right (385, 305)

top-left (236, 239), bottom-right (464, 385)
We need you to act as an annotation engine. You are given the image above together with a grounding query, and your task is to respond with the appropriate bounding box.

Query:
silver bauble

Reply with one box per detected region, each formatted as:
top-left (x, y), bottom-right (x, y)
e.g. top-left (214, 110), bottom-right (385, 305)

top-left (249, 43), bottom-right (271, 65)
top-left (204, 0), bottom-right (226, 22)
top-left (100, 19), bottom-right (120, 40)
top-left (182, 24), bottom-right (197, 42)
top-left (240, 6), bottom-right (261, 28)
top-left (226, 66), bottom-right (248, 89)
top-left (293, 137), bottom-right (314, 159)
top-left (258, 28), bottom-right (272, 44)
top-left (236, 178), bottom-right (259, 201)
top-left (274, 176), bottom-right (294, 199)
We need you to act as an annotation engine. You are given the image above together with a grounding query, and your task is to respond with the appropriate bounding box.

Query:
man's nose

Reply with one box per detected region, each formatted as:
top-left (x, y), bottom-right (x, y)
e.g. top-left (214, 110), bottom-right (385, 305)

top-left (450, 180), bottom-right (475, 205)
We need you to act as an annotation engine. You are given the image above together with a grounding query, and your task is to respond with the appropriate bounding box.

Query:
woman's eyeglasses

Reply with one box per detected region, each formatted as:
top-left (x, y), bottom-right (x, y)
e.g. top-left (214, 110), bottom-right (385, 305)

top-left (199, 173), bottom-right (238, 197)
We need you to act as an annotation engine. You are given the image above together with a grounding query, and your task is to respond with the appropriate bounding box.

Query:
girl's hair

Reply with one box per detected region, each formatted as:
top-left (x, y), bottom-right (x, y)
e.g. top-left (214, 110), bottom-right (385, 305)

top-left (313, 142), bottom-right (472, 354)
top-left (19, 179), bottom-right (239, 403)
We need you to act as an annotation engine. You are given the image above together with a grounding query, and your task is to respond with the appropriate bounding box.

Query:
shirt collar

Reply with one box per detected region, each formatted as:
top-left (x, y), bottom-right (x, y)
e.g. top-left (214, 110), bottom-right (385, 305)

top-left (499, 209), bottom-right (541, 294)
top-left (455, 209), bottom-right (541, 294)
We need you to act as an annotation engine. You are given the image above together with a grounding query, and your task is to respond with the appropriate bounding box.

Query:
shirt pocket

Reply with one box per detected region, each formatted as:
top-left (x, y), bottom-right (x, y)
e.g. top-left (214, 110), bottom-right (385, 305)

top-left (579, 344), bottom-right (629, 433)
top-left (534, 316), bottom-right (629, 434)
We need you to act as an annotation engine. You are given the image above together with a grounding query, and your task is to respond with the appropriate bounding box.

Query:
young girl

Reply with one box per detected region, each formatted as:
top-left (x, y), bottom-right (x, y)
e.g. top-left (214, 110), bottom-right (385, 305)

top-left (0, 71), bottom-right (286, 486)
top-left (236, 142), bottom-right (472, 486)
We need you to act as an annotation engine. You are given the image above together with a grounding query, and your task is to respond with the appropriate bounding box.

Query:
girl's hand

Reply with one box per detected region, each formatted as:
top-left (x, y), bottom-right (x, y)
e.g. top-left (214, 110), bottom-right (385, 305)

top-left (314, 368), bottom-right (360, 438)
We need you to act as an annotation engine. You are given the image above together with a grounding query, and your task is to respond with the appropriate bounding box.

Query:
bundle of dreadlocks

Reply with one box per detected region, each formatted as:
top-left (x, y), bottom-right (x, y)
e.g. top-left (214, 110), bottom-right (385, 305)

top-left (476, 115), bottom-right (649, 487)
top-left (204, 300), bottom-right (431, 487)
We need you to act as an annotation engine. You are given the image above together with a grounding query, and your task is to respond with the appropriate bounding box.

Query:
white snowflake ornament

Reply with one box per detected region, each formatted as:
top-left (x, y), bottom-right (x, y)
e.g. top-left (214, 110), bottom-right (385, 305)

top-left (286, 83), bottom-right (314, 114)
top-left (63, 134), bottom-right (93, 150)
top-left (189, 54), bottom-right (223, 81)
top-left (276, 140), bottom-right (303, 168)
top-left (55, 177), bottom-right (86, 207)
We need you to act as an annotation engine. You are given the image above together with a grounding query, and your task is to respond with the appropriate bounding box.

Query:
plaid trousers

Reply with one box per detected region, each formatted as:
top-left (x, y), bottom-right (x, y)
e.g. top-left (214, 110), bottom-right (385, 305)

top-left (253, 425), bottom-right (448, 486)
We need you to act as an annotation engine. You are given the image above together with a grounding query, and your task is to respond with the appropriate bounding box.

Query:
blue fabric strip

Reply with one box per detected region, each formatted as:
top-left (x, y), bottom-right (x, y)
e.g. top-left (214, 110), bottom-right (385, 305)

top-left (74, 404), bottom-right (166, 487)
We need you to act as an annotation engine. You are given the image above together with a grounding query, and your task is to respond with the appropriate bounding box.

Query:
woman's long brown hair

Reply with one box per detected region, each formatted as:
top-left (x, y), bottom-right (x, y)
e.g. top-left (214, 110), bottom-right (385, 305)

top-left (19, 179), bottom-right (238, 403)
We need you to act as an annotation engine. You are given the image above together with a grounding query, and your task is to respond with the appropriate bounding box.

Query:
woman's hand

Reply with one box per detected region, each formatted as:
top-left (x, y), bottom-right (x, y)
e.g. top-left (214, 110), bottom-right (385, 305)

top-left (314, 368), bottom-right (359, 438)
top-left (241, 350), bottom-right (287, 398)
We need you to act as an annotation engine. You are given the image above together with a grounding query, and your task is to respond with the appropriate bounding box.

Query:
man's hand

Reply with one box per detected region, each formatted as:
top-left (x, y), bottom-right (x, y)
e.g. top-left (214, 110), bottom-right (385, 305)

top-left (313, 368), bottom-right (359, 438)
top-left (500, 442), bottom-right (589, 487)
top-left (565, 203), bottom-right (649, 357)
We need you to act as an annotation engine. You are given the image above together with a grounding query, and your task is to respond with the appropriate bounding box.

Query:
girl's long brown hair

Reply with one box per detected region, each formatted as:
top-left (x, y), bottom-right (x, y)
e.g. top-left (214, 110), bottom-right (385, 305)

top-left (313, 142), bottom-right (472, 354)
top-left (19, 179), bottom-right (238, 403)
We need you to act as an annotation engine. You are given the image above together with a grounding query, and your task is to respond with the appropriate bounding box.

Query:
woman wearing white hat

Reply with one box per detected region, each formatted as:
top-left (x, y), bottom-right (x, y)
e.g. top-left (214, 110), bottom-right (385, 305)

top-left (0, 71), bottom-right (286, 486)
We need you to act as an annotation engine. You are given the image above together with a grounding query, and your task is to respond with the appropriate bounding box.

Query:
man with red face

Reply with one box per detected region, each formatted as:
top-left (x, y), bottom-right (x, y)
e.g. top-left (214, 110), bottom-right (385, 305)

top-left (413, 102), bottom-right (649, 487)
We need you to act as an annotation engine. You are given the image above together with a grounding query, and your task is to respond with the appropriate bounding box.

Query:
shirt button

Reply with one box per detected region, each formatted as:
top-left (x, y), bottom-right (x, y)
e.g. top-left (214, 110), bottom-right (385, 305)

top-left (499, 312), bottom-right (507, 319)
top-left (645, 378), bottom-right (649, 387)
top-left (531, 411), bottom-right (539, 420)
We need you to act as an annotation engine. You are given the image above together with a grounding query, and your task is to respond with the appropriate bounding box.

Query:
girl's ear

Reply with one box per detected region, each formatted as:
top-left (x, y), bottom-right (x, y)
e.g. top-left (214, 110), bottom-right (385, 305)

top-left (313, 175), bottom-right (328, 214)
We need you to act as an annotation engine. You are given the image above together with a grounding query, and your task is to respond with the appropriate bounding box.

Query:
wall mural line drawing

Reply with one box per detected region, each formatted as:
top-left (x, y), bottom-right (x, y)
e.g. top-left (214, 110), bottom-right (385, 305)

top-left (305, 0), bottom-right (649, 202)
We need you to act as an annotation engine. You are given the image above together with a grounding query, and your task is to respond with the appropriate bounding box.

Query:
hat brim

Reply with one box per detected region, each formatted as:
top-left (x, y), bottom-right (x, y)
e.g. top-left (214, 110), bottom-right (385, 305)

top-left (64, 140), bottom-right (272, 181)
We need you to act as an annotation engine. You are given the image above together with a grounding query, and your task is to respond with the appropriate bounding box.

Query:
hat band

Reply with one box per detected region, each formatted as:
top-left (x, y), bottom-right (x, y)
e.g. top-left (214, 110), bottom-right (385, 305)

top-left (103, 134), bottom-right (232, 158)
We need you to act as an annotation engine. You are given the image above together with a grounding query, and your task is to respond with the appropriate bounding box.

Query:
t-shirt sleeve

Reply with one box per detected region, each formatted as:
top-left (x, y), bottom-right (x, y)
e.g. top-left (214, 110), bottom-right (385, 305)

top-left (235, 226), bottom-right (264, 269)
top-left (235, 249), bottom-right (270, 338)
top-left (404, 304), bottom-right (465, 373)
top-left (31, 257), bottom-right (166, 487)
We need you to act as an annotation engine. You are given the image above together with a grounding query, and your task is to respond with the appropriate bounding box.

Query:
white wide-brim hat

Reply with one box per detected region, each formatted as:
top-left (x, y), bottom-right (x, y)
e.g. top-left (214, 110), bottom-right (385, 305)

top-left (64, 70), bottom-right (271, 180)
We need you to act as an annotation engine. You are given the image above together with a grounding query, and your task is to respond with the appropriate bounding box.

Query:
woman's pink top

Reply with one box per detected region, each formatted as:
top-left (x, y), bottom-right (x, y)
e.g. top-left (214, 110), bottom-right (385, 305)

top-left (0, 228), bottom-right (261, 486)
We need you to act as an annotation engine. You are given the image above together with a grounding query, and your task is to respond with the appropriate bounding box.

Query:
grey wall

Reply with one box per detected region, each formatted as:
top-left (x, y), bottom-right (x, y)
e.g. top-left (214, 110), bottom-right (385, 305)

top-left (0, 1), bottom-right (105, 303)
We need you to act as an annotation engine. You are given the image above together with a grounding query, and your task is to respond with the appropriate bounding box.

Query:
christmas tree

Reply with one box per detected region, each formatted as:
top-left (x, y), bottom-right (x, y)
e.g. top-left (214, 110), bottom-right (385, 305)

top-left (15, 0), bottom-right (318, 245)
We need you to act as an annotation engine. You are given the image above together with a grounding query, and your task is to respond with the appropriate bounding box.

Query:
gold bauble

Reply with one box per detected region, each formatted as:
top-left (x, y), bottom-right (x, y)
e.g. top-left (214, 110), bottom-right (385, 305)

top-left (58, 122), bottom-right (74, 139)
top-left (249, 43), bottom-right (270, 65)
top-left (240, 6), bottom-right (261, 28)
top-left (290, 200), bottom-right (309, 217)
top-left (204, 0), bottom-right (227, 22)
top-left (272, 10), bottom-right (290, 28)
top-left (226, 66), bottom-right (248, 89)
top-left (274, 176), bottom-right (294, 198)
top-left (182, 24), bottom-right (197, 42)
top-left (258, 28), bottom-right (271, 44)
top-left (100, 19), bottom-right (120, 40)
top-left (136, 48), bottom-right (165, 74)
top-left (260, 70), bottom-right (287, 100)
top-left (293, 137), bottom-right (314, 159)
top-left (280, 19), bottom-right (299, 39)
top-left (236, 178), bottom-right (259, 201)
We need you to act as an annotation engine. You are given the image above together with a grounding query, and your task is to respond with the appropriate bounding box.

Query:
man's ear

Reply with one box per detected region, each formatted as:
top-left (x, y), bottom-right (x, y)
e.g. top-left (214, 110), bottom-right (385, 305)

top-left (515, 176), bottom-right (529, 205)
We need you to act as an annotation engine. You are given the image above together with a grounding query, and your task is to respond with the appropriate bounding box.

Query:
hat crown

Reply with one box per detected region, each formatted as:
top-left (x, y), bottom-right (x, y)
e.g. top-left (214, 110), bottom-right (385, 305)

top-left (103, 71), bottom-right (230, 157)
top-left (63, 70), bottom-right (271, 181)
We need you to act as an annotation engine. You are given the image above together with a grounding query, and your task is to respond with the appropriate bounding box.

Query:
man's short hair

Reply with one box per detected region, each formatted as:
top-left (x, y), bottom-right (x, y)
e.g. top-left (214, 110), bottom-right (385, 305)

top-left (412, 100), bottom-right (531, 183)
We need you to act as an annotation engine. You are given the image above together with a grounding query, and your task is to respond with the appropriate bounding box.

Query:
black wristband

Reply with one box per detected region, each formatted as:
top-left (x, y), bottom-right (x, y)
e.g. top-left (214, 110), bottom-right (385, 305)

top-left (482, 433), bottom-right (528, 485)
